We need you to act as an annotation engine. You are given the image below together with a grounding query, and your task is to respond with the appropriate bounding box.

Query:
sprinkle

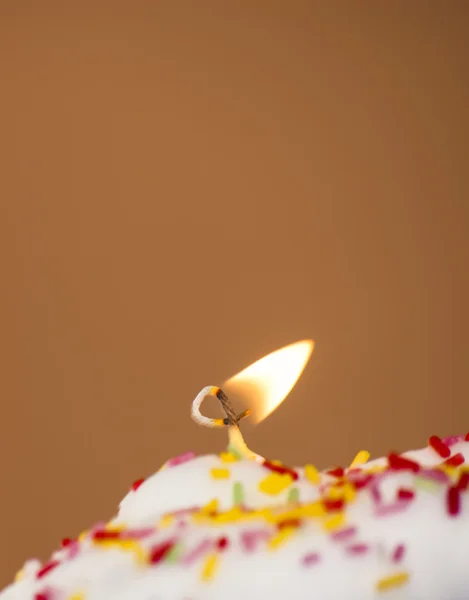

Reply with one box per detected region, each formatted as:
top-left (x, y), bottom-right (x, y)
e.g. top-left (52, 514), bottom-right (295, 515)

top-left (414, 477), bottom-right (439, 493)
top-left (268, 526), bottom-right (296, 550)
top-left (259, 472), bottom-right (293, 495)
top-left (201, 499), bottom-right (219, 515)
top-left (160, 515), bottom-right (174, 528)
top-left (36, 561), bottom-right (59, 579)
top-left (392, 543), bottom-right (406, 563)
top-left (240, 529), bottom-right (270, 552)
top-left (61, 538), bottom-right (73, 547)
top-left (331, 526), bottom-right (356, 541)
top-left (419, 468), bottom-right (449, 483)
top-left (34, 592), bottom-right (54, 600)
top-left (165, 542), bottom-right (184, 563)
top-left (220, 451), bottom-right (238, 463)
top-left (263, 460), bottom-right (299, 481)
top-left (376, 572), bottom-right (410, 592)
top-left (397, 488), bottom-right (415, 501)
top-left (93, 530), bottom-right (121, 541)
top-left (352, 474), bottom-right (373, 489)
top-left (375, 500), bottom-right (411, 518)
top-left (429, 435), bottom-right (451, 458)
top-left (456, 471), bottom-right (469, 491)
top-left (131, 478), bottom-right (145, 492)
top-left (444, 453), bottom-right (465, 467)
top-left (327, 467), bottom-right (344, 478)
top-left (216, 536), bottom-right (229, 551)
top-left (323, 498), bottom-right (344, 512)
top-left (346, 543), bottom-right (369, 555)
top-left (350, 450), bottom-right (370, 468)
top-left (69, 594), bottom-right (85, 600)
top-left (464, 431), bottom-right (469, 441)
top-left (210, 468), bottom-right (230, 480)
top-left (233, 482), bottom-right (244, 505)
top-left (277, 518), bottom-right (301, 530)
top-left (227, 444), bottom-right (244, 461)
top-left (166, 452), bottom-right (196, 468)
top-left (304, 464), bottom-right (320, 484)
top-left (370, 483), bottom-right (381, 504)
top-left (288, 487), bottom-right (300, 503)
top-left (447, 486), bottom-right (461, 517)
top-left (342, 483), bottom-right (356, 502)
top-left (323, 513), bottom-right (345, 531)
top-left (121, 527), bottom-right (156, 540)
top-left (149, 540), bottom-right (175, 564)
top-left (201, 554), bottom-right (219, 582)
top-left (302, 552), bottom-right (320, 566)
top-left (388, 453), bottom-right (420, 473)
top-left (443, 434), bottom-right (463, 447)
top-left (183, 539), bottom-right (213, 565)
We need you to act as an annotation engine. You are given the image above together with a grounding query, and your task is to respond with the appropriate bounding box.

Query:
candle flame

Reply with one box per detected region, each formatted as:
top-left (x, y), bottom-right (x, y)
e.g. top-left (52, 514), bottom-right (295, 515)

top-left (223, 340), bottom-right (314, 424)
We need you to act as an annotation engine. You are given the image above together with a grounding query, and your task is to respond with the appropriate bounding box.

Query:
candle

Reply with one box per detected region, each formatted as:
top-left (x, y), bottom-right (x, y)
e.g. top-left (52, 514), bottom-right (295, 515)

top-left (1, 342), bottom-right (469, 600)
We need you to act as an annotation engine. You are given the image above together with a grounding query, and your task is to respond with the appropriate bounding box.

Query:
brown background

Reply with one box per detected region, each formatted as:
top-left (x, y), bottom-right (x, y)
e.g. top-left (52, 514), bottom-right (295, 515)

top-left (0, 1), bottom-right (468, 588)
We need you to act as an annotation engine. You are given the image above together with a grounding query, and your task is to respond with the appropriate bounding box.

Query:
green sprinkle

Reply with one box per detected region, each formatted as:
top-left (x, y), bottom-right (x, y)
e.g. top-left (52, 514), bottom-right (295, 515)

top-left (233, 481), bottom-right (245, 505)
top-left (227, 444), bottom-right (244, 461)
top-left (166, 542), bottom-right (184, 563)
top-left (287, 487), bottom-right (299, 503)
top-left (415, 477), bottom-right (439, 493)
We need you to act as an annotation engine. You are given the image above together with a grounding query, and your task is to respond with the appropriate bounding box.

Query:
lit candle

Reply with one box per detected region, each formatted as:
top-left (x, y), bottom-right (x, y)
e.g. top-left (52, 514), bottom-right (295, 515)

top-left (1, 341), bottom-right (469, 600)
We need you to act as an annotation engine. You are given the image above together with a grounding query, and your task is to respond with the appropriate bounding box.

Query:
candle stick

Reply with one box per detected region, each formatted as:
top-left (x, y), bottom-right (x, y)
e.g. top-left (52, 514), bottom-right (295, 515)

top-left (191, 385), bottom-right (260, 461)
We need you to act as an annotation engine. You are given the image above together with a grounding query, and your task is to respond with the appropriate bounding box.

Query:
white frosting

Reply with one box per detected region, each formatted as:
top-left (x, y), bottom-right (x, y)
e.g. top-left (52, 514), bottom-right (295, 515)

top-left (1, 439), bottom-right (468, 600)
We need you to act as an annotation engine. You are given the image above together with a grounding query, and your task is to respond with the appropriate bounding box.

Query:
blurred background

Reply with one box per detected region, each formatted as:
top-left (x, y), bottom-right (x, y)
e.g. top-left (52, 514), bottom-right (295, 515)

top-left (0, 1), bottom-right (468, 587)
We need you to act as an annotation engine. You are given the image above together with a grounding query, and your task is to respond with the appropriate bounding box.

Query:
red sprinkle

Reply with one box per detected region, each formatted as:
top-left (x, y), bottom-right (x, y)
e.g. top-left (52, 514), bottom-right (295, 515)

top-left (352, 474), bottom-right (373, 490)
top-left (397, 488), bottom-right (415, 501)
top-left (277, 518), bottom-right (302, 530)
top-left (36, 561), bottom-right (59, 580)
top-left (149, 540), bottom-right (175, 564)
top-left (34, 593), bottom-right (52, 600)
top-left (429, 435), bottom-right (451, 458)
top-left (388, 453), bottom-right (420, 473)
top-left (93, 530), bottom-right (121, 541)
top-left (131, 478), bottom-right (145, 492)
top-left (447, 486), bottom-right (461, 517)
top-left (263, 460), bottom-right (299, 481)
top-left (444, 453), bottom-right (465, 467)
top-left (465, 432), bottom-right (469, 441)
top-left (327, 467), bottom-right (344, 478)
top-left (216, 536), bottom-right (229, 551)
top-left (61, 538), bottom-right (73, 548)
top-left (456, 471), bottom-right (469, 491)
top-left (392, 543), bottom-right (406, 563)
top-left (323, 498), bottom-right (345, 512)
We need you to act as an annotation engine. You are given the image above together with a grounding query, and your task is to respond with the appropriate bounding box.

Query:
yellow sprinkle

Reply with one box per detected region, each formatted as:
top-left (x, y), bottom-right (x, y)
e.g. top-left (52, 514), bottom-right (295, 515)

top-left (220, 451), bottom-right (238, 463)
top-left (69, 593), bottom-right (85, 600)
top-left (93, 538), bottom-right (146, 564)
top-left (268, 526), bottom-right (296, 550)
top-left (210, 468), bottom-right (231, 480)
top-left (350, 450), bottom-right (370, 468)
top-left (304, 464), bottom-right (320, 484)
top-left (342, 483), bottom-right (356, 503)
top-left (367, 465), bottom-right (386, 474)
top-left (270, 459), bottom-right (284, 466)
top-left (201, 553), bottom-right (219, 582)
top-left (201, 499), bottom-right (219, 514)
top-left (160, 514), bottom-right (174, 528)
top-left (376, 572), bottom-right (410, 592)
top-left (14, 569), bottom-right (24, 582)
top-left (78, 530), bottom-right (88, 542)
top-left (259, 472), bottom-right (293, 495)
top-left (323, 513), bottom-right (345, 531)
top-left (326, 486), bottom-right (343, 500)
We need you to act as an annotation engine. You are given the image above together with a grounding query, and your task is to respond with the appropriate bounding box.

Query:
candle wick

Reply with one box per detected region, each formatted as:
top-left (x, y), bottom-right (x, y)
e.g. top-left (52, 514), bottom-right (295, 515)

top-left (191, 386), bottom-right (259, 460)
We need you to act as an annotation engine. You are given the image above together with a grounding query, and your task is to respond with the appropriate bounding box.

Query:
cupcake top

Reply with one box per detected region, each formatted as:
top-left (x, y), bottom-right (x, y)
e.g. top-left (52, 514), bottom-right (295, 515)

top-left (1, 434), bottom-right (468, 600)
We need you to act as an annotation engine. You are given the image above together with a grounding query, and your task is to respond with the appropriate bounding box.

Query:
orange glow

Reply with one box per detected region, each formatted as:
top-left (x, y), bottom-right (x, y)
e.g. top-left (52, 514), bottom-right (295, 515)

top-left (223, 340), bottom-right (314, 424)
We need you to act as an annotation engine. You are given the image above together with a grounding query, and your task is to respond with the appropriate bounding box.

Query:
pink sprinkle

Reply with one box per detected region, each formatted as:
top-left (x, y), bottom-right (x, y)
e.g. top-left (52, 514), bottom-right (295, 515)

top-left (331, 526), bottom-right (357, 542)
top-left (34, 589), bottom-right (57, 600)
top-left (442, 435), bottom-right (463, 447)
top-left (121, 527), bottom-right (156, 540)
top-left (346, 543), bottom-right (369, 555)
top-left (374, 500), bottom-right (411, 518)
top-left (240, 529), bottom-right (270, 552)
top-left (392, 543), bottom-right (406, 563)
top-left (302, 552), bottom-right (320, 566)
top-left (166, 452), bottom-right (196, 468)
top-left (370, 483), bottom-right (382, 504)
top-left (182, 539), bottom-right (213, 565)
top-left (65, 540), bottom-right (80, 560)
top-left (419, 468), bottom-right (449, 483)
